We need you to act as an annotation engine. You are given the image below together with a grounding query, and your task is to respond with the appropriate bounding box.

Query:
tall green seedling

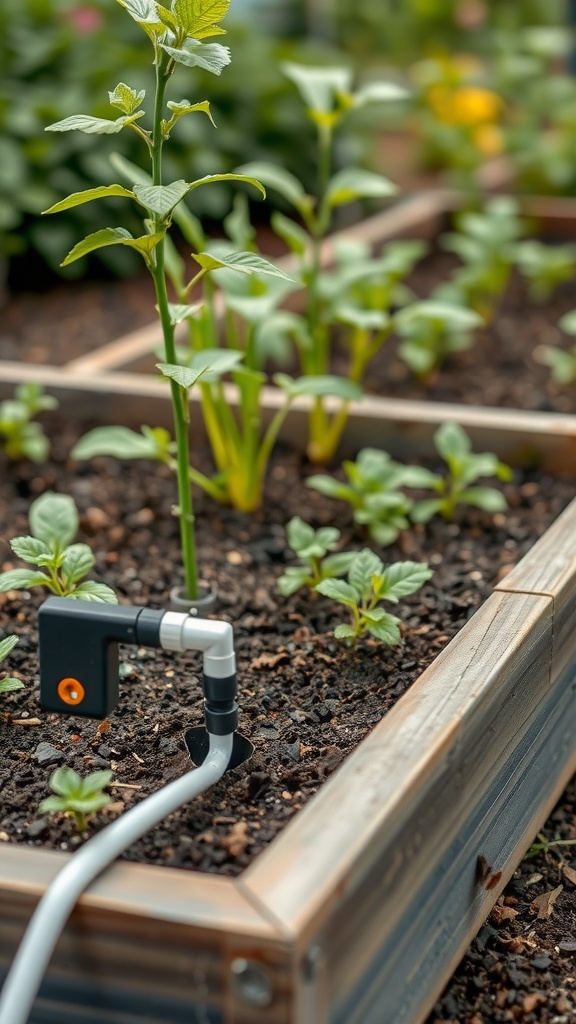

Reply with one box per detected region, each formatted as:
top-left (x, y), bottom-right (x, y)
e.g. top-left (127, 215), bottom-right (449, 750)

top-left (42, 0), bottom-right (272, 599)
top-left (238, 63), bottom-right (408, 461)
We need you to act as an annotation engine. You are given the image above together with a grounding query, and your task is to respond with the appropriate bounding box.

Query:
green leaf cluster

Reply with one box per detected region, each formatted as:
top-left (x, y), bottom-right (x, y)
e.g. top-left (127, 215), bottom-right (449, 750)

top-left (0, 493), bottom-right (117, 604)
top-left (39, 767), bottom-right (113, 832)
top-left (0, 384), bottom-right (58, 464)
top-left (394, 300), bottom-right (483, 380)
top-left (440, 197), bottom-right (524, 320)
top-left (411, 422), bottom-right (513, 523)
top-left (515, 240), bottom-right (576, 303)
top-left (307, 448), bottom-right (429, 546)
top-left (0, 634), bottom-right (24, 696)
top-left (316, 549), bottom-right (433, 645)
top-left (277, 516), bottom-right (356, 597)
top-left (306, 423), bottom-right (512, 534)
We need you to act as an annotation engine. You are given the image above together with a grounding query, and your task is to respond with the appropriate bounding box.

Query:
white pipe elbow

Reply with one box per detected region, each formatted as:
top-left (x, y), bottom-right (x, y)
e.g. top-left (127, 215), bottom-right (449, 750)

top-left (159, 612), bottom-right (236, 678)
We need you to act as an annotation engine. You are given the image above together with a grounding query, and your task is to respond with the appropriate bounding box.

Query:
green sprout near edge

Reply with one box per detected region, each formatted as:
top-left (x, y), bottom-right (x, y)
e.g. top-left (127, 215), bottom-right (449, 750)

top-left (39, 767), bottom-right (113, 832)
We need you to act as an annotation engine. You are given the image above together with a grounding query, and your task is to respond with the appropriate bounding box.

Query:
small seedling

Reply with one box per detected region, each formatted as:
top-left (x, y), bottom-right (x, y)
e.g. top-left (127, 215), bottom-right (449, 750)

top-left (0, 383), bottom-right (58, 463)
top-left (0, 635), bottom-right (24, 695)
top-left (394, 299), bottom-right (483, 380)
top-left (534, 309), bottom-right (576, 385)
top-left (440, 197), bottom-right (524, 319)
top-left (410, 421), bottom-right (512, 523)
top-left (307, 448), bottom-right (427, 546)
top-left (0, 492), bottom-right (117, 603)
top-left (515, 239), bottom-right (576, 303)
top-left (277, 516), bottom-right (355, 597)
top-left (39, 767), bottom-right (113, 831)
top-left (316, 549), bottom-right (432, 644)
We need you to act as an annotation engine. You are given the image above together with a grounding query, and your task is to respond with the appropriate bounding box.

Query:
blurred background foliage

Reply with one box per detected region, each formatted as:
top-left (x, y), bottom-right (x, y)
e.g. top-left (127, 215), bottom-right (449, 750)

top-left (0, 0), bottom-right (573, 285)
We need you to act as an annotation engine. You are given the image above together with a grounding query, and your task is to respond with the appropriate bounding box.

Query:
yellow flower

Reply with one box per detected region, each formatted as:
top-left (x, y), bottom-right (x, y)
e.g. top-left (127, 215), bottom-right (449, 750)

top-left (451, 87), bottom-right (501, 125)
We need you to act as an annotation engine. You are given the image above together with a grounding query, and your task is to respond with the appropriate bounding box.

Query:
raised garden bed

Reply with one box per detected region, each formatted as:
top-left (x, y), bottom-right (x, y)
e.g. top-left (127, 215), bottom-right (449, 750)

top-left (1, 399), bottom-right (576, 1023)
top-left (3, 188), bottom-right (576, 1022)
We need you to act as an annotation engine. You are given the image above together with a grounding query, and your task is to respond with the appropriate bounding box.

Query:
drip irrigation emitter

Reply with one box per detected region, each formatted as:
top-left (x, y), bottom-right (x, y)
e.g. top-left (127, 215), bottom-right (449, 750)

top-left (0, 596), bottom-right (252, 1024)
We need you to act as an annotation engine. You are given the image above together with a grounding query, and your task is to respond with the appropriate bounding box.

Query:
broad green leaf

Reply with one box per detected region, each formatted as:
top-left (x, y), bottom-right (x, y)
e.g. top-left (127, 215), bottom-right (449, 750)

top-left (236, 162), bottom-right (311, 216)
top-left (0, 677), bottom-right (24, 694)
top-left (187, 173), bottom-right (265, 199)
top-left (9, 536), bottom-right (51, 565)
top-left (48, 766), bottom-right (82, 797)
top-left (380, 561), bottom-right (433, 601)
top-left (167, 302), bottom-right (203, 324)
top-left (61, 544), bottom-right (95, 587)
top-left (306, 473), bottom-right (351, 499)
top-left (335, 305), bottom-right (389, 330)
top-left (61, 228), bottom-right (164, 266)
top-left (46, 113), bottom-right (144, 135)
top-left (271, 211), bottom-right (308, 257)
top-left (367, 616), bottom-right (402, 645)
top-left (315, 578), bottom-right (358, 607)
top-left (0, 569), bottom-right (51, 592)
top-left (117, 0), bottom-right (165, 33)
top-left (395, 301), bottom-right (483, 331)
top-left (273, 373), bottom-right (362, 401)
top-left (0, 635), bottom-right (19, 662)
top-left (286, 515), bottom-right (315, 552)
top-left (30, 493), bottom-right (78, 547)
top-left (133, 180), bottom-right (190, 217)
top-left (191, 250), bottom-right (293, 281)
top-left (156, 3), bottom-right (179, 31)
top-left (281, 62), bottom-right (353, 114)
top-left (165, 99), bottom-right (216, 128)
top-left (349, 549), bottom-right (384, 595)
top-left (79, 769), bottom-right (114, 796)
top-left (322, 551), bottom-right (357, 577)
top-left (72, 425), bottom-right (168, 462)
top-left (42, 185), bottom-right (135, 216)
top-left (536, 345), bottom-right (576, 384)
top-left (459, 487), bottom-right (508, 512)
top-left (157, 356), bottom-right (228, 389)
top-left (173, 0), bottom-right (230, 35)
top-left (326, 169), bottom-right (397, 208)
top-left (560, 309), bottom-right (576, 335)
top-left (189, 348), bottom-right (244, 380)
top-left (109, 83), bottom-right (146, 114)
top-left (334, 624), bottom-right (358, 640)
top-left (72, 581), bottom-right (118, 604)
top-left (160, 39), bottom-right (231, 75)
top-left (410, 499), bottom-right (443, 524)
top-left (352, 81), bottom-right (409, 107)
top-left (434, 422), bottom-right (470, 461)
top-left (277, 566), bottom-right (311, 597)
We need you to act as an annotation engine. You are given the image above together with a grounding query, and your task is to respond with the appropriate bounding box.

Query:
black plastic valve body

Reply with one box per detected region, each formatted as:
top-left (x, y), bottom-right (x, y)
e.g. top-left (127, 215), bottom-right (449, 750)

top-left (39, 597), bottom-right (163, 719)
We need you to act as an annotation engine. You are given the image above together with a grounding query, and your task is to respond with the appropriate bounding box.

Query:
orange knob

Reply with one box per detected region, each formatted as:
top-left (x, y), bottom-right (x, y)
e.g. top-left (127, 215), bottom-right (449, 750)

top-left (57, 677), bottom-right (86, 706)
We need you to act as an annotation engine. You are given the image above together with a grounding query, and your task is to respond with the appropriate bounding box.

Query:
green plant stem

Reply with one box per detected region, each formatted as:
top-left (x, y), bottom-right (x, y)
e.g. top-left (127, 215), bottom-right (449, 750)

top-left (151, 57), bottom-right (198, 599)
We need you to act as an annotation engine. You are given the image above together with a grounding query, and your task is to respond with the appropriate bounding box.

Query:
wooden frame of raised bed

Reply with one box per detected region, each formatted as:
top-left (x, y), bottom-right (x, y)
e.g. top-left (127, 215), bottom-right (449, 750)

top-left (3, 188), bottom-right (576, 1023)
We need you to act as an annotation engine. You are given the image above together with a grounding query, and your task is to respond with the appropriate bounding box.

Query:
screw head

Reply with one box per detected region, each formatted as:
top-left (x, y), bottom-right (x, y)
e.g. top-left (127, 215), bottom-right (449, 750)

top-left (230, 958), bottom-right (273, 1007)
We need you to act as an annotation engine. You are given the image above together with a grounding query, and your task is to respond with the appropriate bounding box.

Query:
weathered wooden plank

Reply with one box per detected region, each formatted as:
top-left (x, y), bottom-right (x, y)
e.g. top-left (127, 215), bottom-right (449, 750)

top-left (333, 649), bottom-right (576, 1024)
top-left (2, 361), bottom-right (576, 471)
top-left (242, 591), bottom-right (552, 941)
top-left (496, 497), bottom-right (576, 681)
top-left (1, 846), bottom-right (293, 1024)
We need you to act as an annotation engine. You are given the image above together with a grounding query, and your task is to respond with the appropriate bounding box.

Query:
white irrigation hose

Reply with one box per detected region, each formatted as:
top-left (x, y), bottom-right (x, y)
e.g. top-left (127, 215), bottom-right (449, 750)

top-left (0, 731), bottom-right (233, 1024)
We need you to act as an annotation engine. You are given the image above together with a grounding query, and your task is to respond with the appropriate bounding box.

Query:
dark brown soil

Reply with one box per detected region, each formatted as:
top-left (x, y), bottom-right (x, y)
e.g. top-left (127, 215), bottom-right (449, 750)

top-left (0, 274), bottom-right (156, 365)
top-left (367, 252), bottom-right (576, 415)
top-left (0, 420), bottom-right (572, 875)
